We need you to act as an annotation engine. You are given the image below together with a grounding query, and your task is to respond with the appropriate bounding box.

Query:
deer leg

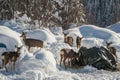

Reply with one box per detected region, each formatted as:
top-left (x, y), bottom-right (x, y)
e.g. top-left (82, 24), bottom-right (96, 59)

top-left (28, 46), bottom-right (31, 51)
top-left (13, 62), bottom-right (15, 71)
top-left (60, 55), bottom-right (63, 66)
top-left (4, 62), bottom-right (8, 72)
top-left (4, 65), bottom-right (8, 72)
top-left (78, 45), bottom-right (80, 49)
top-left (69, 58), bottom-right (72, 67)
top-left (2, 59), bottom-right (4, 69)
top-left (2, 60), bottom-right (8, 72)
top-left (10, 61), bottom-right (13, 72)
top-left (63, 57), bottom-right (67, 69)
top-left (67, 58), bottom-right (70, 67)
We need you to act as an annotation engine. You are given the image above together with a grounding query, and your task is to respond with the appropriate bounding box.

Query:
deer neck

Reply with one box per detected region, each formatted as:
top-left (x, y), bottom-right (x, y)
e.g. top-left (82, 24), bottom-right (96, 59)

top-left (106, 44), bottom-right (110, 49)
top-left (23, 36), bottom-right (27, 42)
top-left (17, 51), bottom-right (21, 58)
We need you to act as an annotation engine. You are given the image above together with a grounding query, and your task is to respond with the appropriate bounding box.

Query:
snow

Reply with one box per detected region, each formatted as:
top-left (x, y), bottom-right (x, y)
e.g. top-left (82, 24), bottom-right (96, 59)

top-left (79, 25), bottom-right (120, 47)
top-left (24, 28), bottom-right (57, 46)
top-left (107, 21), bottom-right (120, 33)
top-left (0, 22), bottom-right (120, 80)
top-left (0, 26), bottom-right (23, 54)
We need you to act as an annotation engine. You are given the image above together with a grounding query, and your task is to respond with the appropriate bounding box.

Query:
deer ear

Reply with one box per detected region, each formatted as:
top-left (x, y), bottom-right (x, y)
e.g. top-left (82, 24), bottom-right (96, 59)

top-left (22, 32), bottom-right (27, 35)
top-left (20, 32), bottom-right (26, 37)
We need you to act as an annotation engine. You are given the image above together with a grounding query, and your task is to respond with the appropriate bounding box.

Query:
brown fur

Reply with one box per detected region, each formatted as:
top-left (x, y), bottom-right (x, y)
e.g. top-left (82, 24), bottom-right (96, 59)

top-left (63, 33), bottom-right (73, 46)
top-left (60, 48), bottom-right (80, 68)
top-left (1, 46), bottom-right (22, 72)
top-left (106, 41), bottom-right (117, 59)
top-left (21, 32), bottom-right (43, 51)
top-left (76, 36), bottom-right (83, 49)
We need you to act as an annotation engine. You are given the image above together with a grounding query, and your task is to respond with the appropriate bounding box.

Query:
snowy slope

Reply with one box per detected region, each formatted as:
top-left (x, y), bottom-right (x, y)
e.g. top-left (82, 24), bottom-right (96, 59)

top-left (0, 26), bottom-right (23, 57)
top-left (107, 22), bottom-right (120, 33)
top-left (0, 24), bottom-right (120, 80)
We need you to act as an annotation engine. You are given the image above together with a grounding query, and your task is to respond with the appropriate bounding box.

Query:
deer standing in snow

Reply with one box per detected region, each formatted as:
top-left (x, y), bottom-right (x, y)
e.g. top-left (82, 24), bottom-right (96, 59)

top-left (20, 32), bottom-right (43, 51)
top-left (76, 36), bottom-right (83, 49)
top-left (1, 45), bottom-right (22, 72)
top-left (63, 33), bottom-right (73, 46)
top-left (106, 41), bottom-right (117, 60)
top-left (60, 48), bottom-right (80, 68)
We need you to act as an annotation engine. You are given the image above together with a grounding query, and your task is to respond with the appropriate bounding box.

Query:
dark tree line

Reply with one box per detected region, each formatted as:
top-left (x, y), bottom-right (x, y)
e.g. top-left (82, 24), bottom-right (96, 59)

top-left (83, 0), bottom-right (120, 27)
top-left (0, 0), bottom-right (85, 29)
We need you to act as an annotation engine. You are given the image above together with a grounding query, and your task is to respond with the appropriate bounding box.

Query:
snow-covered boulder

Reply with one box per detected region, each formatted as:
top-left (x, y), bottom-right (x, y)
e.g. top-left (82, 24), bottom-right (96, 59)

top-left (24, 29), bottom-right (57, 46)
top-left (79, 25), bottom-right (120, 44)
top-left (0, 26), bottom-right (23, 52)
top-left (20, 49), bottom-right (57, 73)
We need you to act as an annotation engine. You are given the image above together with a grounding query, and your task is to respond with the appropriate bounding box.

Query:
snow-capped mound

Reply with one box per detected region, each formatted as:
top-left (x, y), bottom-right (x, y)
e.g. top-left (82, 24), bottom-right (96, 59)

top-left (25, 29), bottom-right (57, 44)
top-left (64, 27), bottom-right (82, 37)
top-left (0, 26), bottom-right (23, 51)
top-left (107, 22), bottom-right (120, 33)
top-left (82, 38), bottom-right (104, 48)
top-left (35, 49), bottom-right (57, 72)
top-left (50, 27), bottom-right (63, 35)
top-left (79, 25), bottom-right (120, 44)
top-left (20, 49), bottom-right (57, 73)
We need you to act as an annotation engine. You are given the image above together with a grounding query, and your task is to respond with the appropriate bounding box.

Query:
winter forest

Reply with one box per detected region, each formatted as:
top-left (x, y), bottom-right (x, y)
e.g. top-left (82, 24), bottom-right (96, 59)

top-left (0, 0), bottom-right (120, 29)
top-left (0, 0), bottom-right (120, 80)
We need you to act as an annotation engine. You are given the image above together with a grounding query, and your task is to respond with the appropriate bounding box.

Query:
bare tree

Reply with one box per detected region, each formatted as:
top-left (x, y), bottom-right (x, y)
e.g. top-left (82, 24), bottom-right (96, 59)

top-left (0, 0), bottom-right (86, 29)
top-left (51, 0), bottom-right (86, 29)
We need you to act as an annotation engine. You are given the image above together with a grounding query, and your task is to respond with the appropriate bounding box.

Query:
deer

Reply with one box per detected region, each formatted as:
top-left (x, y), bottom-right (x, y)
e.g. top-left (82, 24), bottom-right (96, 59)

top-left (63, 32), bottom-right (73, 46)
top-left (1, 45), bottom-right (22, 72)
top-left (20, 32), bottom-right (44, 51)
top-left (76, 36), bottom-right (83, 49)
top-left (60, 48), bottom-right (80, 68)
top-left (106, 41), bottom-right (117, 60)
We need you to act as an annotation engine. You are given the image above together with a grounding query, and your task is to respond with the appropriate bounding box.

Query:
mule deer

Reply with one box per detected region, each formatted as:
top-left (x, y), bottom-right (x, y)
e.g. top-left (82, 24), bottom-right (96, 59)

top-left (20, 32), bottom-right (43, 51)
top-left (60, 48), bottom-right (80, 68)
top-left (106, 41), bottom-right (117, 59)
top-left (76, 36), bottom-right (83, 49)
top-left (63, 33), bottom-right (73, 46)
top-left (1, 45), bottom-right (22, 72)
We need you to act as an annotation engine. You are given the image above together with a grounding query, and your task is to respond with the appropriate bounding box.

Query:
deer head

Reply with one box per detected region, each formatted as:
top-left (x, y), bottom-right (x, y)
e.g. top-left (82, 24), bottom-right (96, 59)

top-left (106, 41), bottom-right (113, 48)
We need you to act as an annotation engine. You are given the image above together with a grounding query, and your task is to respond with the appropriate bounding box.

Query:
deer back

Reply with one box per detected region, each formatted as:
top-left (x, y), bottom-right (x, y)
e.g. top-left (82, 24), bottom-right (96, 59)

top-left (60, 49), bottom-right (70, 57)
top-left (60, 49), bottom-right (78, 58)
top-left (25, 38), bottom-right (43, 48)
top-left (21, 32), bottom-right (43, 48)
top-left (1, 45), bottom-right (22, 61)
top-left (1, 52), bottom-right (10, 63)
top-left (9, 52), bottom-right (20, 61)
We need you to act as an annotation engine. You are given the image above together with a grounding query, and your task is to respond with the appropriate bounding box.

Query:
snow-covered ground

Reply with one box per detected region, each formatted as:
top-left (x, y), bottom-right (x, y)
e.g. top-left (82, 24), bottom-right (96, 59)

top-left (0, 21), bottom-right (120, 80)
top-left (107, 21), bottom-right (120, 33)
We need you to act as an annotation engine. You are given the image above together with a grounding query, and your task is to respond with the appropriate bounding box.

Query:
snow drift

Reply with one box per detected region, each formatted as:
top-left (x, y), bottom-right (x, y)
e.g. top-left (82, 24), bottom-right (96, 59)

top-left (107, 22), bottom-right (120, 33)
top-left (0, 23), bottom-right (120, 80)
top-left (0, 26), bottom-right (23, 55)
